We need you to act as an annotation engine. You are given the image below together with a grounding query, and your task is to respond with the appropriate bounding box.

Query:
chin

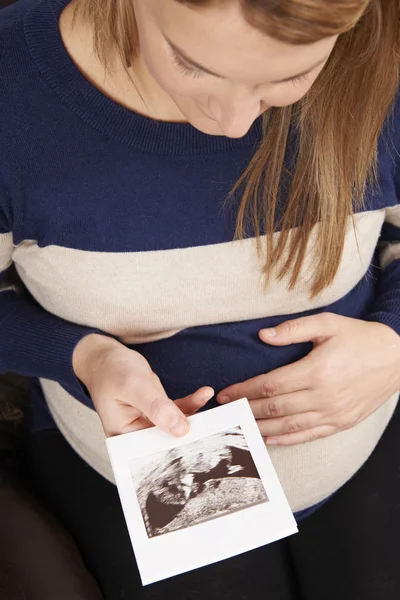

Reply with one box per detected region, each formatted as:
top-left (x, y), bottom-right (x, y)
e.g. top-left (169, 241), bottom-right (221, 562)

top-left (187, 117), bottom-right (225, 136)
top-left (187, 114), bottom-right (254, 138)
top-left (198, 126), bottom-right (227, 137)
top-left (176, 107), bottom-right (223, 136)
top-left (194, 123), bottom-right (252, 138)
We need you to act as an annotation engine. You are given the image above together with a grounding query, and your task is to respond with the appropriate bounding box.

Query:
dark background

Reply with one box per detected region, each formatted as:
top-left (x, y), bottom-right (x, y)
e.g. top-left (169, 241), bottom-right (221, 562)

top-left (0, 0), bottom-right (30, 467)
top-left (0, 0), bottom-right (18, 7)
top-left (0, 0), bottom-right (17, 8)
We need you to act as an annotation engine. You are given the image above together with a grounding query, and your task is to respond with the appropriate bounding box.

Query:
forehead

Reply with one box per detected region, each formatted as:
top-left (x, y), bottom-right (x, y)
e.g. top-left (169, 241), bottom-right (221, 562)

top-left (146, 0), bottom-right (336, 83)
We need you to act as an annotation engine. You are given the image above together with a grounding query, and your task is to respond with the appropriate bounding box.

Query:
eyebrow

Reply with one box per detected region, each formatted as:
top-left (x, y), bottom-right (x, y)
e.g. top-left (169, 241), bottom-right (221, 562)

top-left (166, 37), bottom-right (329, 83)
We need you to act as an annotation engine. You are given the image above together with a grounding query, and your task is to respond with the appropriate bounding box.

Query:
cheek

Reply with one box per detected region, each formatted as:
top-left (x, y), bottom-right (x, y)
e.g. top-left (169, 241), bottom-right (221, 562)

top-left (155, 68), bottom-right (203, 98)
top-left (266, 83), bottom-right (313, 108)
top-left (266, 69), bottom-right (323, 108)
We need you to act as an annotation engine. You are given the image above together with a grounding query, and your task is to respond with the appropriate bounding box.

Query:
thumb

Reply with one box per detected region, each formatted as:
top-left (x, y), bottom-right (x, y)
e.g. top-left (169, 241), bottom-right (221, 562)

top-left (140, 392), bottom-right (190, 438)
top-left (124, 378), bottom-right (191, 438)
top-left (259, 313), bottom-right (340, 346)
top-left (120, 387), bottom-right (214, 436)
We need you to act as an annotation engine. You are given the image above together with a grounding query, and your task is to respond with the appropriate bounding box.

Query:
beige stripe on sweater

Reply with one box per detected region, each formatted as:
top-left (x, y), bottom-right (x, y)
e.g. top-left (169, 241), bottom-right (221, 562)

top-left (10, 209), bottom-right (385, 344)
top-left (380, 204), bottom-right (400, 268)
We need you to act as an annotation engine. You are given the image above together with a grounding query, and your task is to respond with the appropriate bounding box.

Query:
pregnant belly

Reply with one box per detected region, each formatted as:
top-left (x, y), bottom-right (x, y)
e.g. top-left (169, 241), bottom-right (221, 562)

top-left (40, 378), bottom-right (398, 513)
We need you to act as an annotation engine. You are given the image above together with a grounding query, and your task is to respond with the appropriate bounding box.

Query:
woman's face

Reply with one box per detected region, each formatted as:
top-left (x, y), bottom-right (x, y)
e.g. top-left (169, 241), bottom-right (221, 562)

top-left (133, 0), bottom-right (338, 137)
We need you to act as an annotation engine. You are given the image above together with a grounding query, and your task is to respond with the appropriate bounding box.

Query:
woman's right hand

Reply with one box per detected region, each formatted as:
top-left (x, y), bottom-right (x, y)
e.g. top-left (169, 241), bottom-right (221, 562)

top-left (72, 334), bottom-right (214, 438)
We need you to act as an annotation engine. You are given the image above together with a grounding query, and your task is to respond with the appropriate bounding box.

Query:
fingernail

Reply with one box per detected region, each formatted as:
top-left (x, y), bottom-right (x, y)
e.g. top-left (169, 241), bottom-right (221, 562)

top-left (261, 328), bottom-right (277, 338)
top-left (169, 416), bottom-right (189, 437)
top-left (266, 438), bottom-right (279, 446)
top-left (218, 395), bottom-right (231, 404)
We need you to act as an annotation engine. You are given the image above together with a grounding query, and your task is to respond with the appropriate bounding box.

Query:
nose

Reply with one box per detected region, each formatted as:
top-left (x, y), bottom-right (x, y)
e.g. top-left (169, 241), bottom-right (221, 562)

top-left (208, 94), bottom-right (261, 138)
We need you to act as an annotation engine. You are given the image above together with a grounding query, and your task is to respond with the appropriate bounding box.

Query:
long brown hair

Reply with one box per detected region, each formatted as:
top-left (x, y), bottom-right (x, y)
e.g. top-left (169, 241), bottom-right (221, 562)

top-left (75, 0), bottom-right (400, 295)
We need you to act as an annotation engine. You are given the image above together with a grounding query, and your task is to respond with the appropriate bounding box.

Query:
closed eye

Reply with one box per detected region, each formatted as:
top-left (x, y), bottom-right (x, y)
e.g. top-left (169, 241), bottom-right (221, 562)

top-left (172, 54), bottom-right (204, 79)
top-left (172, 49), bottom-right (313, 86)
top-left (287, 73), bottom-right (310, 85)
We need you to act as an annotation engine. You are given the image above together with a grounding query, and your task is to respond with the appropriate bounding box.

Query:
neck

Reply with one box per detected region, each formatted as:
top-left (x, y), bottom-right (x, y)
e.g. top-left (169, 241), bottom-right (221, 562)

top-left (59, 1), bottom-right (186, 122)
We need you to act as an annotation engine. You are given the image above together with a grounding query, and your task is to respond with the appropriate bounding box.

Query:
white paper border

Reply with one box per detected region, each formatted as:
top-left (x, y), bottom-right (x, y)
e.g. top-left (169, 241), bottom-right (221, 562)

top-left (107, 399), bottom-right (297, 585)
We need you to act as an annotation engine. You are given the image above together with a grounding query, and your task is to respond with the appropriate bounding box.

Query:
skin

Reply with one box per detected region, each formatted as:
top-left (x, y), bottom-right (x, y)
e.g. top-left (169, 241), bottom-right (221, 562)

top-left (67, 1), bottom-right (400, 445)
top-left (131, 0), bottom-right (336, 136)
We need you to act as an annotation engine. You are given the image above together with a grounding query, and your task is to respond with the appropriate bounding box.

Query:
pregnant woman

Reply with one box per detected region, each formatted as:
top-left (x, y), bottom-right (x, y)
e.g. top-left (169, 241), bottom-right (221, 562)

top-left (0, 0), bottom-right (399, 598)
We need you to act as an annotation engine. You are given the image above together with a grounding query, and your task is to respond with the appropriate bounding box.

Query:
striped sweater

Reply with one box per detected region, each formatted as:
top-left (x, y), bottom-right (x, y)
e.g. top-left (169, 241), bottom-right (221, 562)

top-left (0, 0), bottom-right (399, 512)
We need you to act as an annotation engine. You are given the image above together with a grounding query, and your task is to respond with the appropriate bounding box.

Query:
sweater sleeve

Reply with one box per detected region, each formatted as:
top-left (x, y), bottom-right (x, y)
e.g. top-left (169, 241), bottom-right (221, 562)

top-left (0, 220), bottom-right (108, 400)
top-left (365, 100), bottom-right (400, 335)
top-left (365, 209), bottom-right (400, 335)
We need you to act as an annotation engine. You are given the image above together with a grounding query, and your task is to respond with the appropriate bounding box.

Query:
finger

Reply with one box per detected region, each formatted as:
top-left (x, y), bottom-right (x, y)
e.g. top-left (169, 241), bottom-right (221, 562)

top-left (175, 387), bottom-right (214, 416)
top-left (264, 425), bottom-right (336, 447)
top-left (257, 412), bottom-right (320, 438)
top-left (259, 313), bottom-right (341, 346)
top-left (249, 391), bottom-right (316, 419)
top-left (217, 357), bottom-right (313, 403)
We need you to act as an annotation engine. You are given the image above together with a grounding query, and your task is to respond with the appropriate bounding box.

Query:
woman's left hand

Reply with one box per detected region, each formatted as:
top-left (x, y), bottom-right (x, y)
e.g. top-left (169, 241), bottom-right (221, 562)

top-left (217, 313), bottom-right (400, 446)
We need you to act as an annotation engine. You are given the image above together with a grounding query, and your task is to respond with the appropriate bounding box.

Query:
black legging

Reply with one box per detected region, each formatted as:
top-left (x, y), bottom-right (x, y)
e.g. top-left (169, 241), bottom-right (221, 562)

top-left (27, 403), bottom-right (400, 600)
